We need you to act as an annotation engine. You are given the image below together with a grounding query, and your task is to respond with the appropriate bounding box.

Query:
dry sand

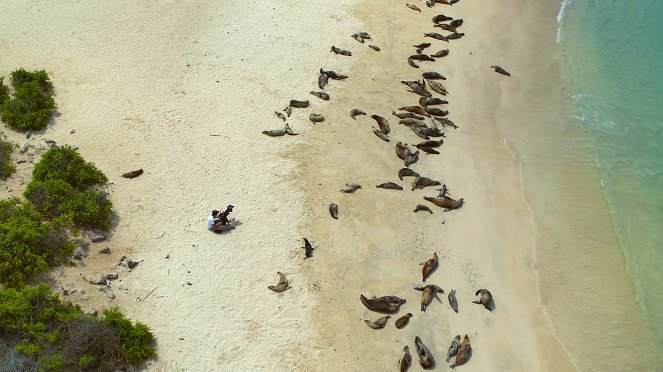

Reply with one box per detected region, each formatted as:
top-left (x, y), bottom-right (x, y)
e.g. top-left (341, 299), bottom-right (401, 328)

top-left (1, 0), bottom-right (577, 370)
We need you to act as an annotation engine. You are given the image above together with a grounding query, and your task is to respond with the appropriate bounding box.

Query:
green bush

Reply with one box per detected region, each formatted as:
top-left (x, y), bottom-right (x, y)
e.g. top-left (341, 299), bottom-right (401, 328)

top-left (0, 77), bottom-right (9, 105)
top-left (64, 189), bottom-right (113, 230)
top-left (24, 179), bottom-right (75, 219)
top-left (9, 68), bottom-right (53, 92)
top-left (102, 307), bottom-right (156, 366)
top-left (0, 134), bottom-right (15, 180)
top-left (32, 146), bottom-right (107, 190)
top-left (1, 80), bottom-right (56, 131)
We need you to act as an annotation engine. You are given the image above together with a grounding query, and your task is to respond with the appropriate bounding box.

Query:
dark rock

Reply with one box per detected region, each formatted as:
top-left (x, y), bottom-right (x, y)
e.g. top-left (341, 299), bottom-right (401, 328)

top-left (99, 247), bottom-right (111, 254)
top-left (89, 273), bottom-right (107, 285)
top-left (87, 229), bottom-right (108, 242)
top-left (72, 244), bottom-right (90, 260)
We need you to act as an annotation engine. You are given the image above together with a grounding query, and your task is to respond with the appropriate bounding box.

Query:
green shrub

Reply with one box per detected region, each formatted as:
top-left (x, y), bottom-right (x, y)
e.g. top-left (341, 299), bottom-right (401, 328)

top-left (32, 146), bottom-right (107, 190)
top-left (0, 134), bottom-right (15, 180)
top-left (102, 307), bottom-right (156, 366)
top-left (0, 77), bottom-right (9, 105)
top-left (24, 179), bottom-right (75, 219)
top-left (64, 189), bottom-right (113, 230)
top-left (9, 68), bottom-right (53, 92)
top-left (1, 80), bottom-right (56, 131)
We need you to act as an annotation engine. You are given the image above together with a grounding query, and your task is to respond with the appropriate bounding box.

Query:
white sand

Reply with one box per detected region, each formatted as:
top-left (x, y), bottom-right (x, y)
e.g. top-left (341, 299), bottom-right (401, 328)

top-left (1, 0), bottom-right (577, 370)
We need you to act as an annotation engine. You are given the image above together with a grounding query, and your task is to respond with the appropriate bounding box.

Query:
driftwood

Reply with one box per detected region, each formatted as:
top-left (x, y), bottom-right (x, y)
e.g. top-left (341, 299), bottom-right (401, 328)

top-left (122, 169), bottom-right (143, 179)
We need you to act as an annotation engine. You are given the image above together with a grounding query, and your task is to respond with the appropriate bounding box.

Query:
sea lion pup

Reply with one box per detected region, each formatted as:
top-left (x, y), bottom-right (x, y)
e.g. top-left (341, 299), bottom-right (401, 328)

top-left (436, 184), bottom-right (450, 198)
top-left (412, 177), bottom-right (442, 191)
top-left (406, 3), bottom-right (422, 11)
top-left (425, 107), bottom-right (448, 117)
top-left (409, 54), bottom-right (436, 62)
top-left (122, 169), bottom-right (143, 179)
top-left (415, 139), bottom-right (444, 149)
top-left (404, 150), bottom-right (420, 167)
top-left (330, 45), bottom-right (352, 56)
top-left (329, 203), bottom-right (339, 219)
top-left (414, 204), bottom-right (433, 214)
top-left (360, 294), bottom-right (403, 314)
top-left (395, 313), bottom-right (413, 329)
top-left (302, 238), bottom-right (315, 258)
top-left (310, 91), bottom-right (330, 101)
top-left (376, 182), bottom-right (403, 190)
top-left (424, 32), bottom-right (448, 41)
top-left (399, 106), bottom-right (429, 116)
top-left (393, 111), bottom-right (425, 120)
top-left (424, 196), bottom-right (464, 211)
top-left (309, 113), bottom-right (325, 123)
top-left (289, 99), bottom-right (309, 108)
top-left (446, 32), bottom-right (465, 40)
top-left (320, 67), bottom-right (348, 80)
top-left (446, 335), bottom-right (461, 362)
top-left (341, 183), bottom-right (362, 193)
top-left (268, 272), bottom-right (289, 292)
top-left (448, 289), bottom-right (459, 313)
top-left (350, 109), bottom-right (366, 119)
top-left (399, 346), bottom-right (412, 372)
top-left (399, 167), bottom-right (419, 180)
top-left (491, 65), bottom-right (511, 76)
top-left (283, 105), bottom-right (292, 117)
top-left (422, 71), bottom-right (446, 80)
top-left (419, 97), bottom-right (448, 107)
top-left (427, 80), bottom-right (448, 95)
top-left (274, 111), bottom-right (286, 121)
top-left (432, 14), bottom-right (453, 23)
top-left (364, 315), bottom-right (391, 329)
top-left (371, 114), bottom-right (391, 134)
top-left (318, 73), bottom-right (328, 89)
top-left (434, 117), bottom-right (458, 129)
top-left (473, 289), bottom-right (494, 311)
top-left (450, 19), bottom-right (464, 28)
top-left (368, 45), bottom-right (381, 51)
top-left (414, 284), bottom-right (444, 312)
top-left (450, 335), bottom-right (472, 368)
top-left (372, 127), bottom-right (390, 142)
top-left (420, 252), bottom-right (438, 282)
top-left (414, 336), bottom-right (435, 369)
top-left (430, 49), bottom-right (450, 58)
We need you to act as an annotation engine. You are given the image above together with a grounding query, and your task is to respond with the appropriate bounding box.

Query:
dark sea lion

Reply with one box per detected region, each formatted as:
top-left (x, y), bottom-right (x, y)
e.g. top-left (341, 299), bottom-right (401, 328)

top-left (284, 105), bottom-right (292, 117)
top-left (446, 335), bottom-right (461, 362)
top-left (412, 177), bottom-right (442, 191)
top-left (373, 295), bottom-right (406, 305)
top-left (419, 97), bottom-right (448, 107)
top-left (351, 34), bottom-right (365, 43)
top-left (318, 74), bottom-right (328, 90)
top-left (369, 45), bottom-right (381, 51)
top-left (351, 32), bottom-right (371, 42)
top-left (401, 79), bottom-right (426, 91)
top-left (435, 23), bottom-right (457, 32)
top-left (360, 294), bottom-right (402, 314)
top-left (396, 142), bottom-right (408, 160)
top-left (414, 204), bottom-right (433, 214)
top-left (406, 3), bottom-right (422, 11)
top-left (289, 99), bottom-right (309, 108)
top-left (415, 139), bottom-right (444, 148)
top-left (372, 127), bottom-right (390, 142)
top-left (450, 335), bottom-right (472, 369)
top-left (413, 42), bottom-right (431, 49)
top-left (446, 32), bottom-right (465, 40)
top-left (376, 182), bottom-right (402, 190)
top-left (341, 183), bottom-right (362, 193)
top-left (395, 313), bottom-right (413, 329)
top-left (371, 114), bottom-right (391, 134)
top-left (284, 123), bottom-right (298, 136)
top-left (310, 91), bottom-right (330, 101)
top-left (420, 128), bottom-right (444, 138)
top-left (330, 45), bottom-right (352, 56)
top-left (491, 65), bottom-right (511, 76)
top-left (329, 203), bottom-right (339, 219)
top-left (426, 0), bottom-right (435, 7)
top-left (407, 58), bottom-right (420, 69)
top-left (450, 19), bottom-right (464, 28)
top-left (427, 80), bottom-right (448, 95)
top-left (122, 169), bottom-right (143, 179)
top-left (425, 107), bottom-right (448, 117)
top-left (433, 14), bottom-right (453, 23)
top-left (424, 32), bottom-right (448, 41)
top-left (424, 196), bottom-right (464, 211)
top-left (414, 336), bottom-right (435, 369)
top-left (404, 150), bottom-right (420, 167)
top-left (262, 129), bottom-right (286, 137)
top-left (320, 68), bottom-right (348, 80)
top-left (302, 238), bottom-right (314, 259)
top-left (274, 111), bottom-right (286, 121)
top-left (268, 272), bottom-right (289, 292)
top-left (409, 54), bottom-right (436, 62)
top-left (422, 71), bottom-right (446, 80)
top-left (399, 118), bottom-right (428, 127)
top-left (420, 147), bottom-right (440, 155)
top-left (473, 289), bottom-right (494, 311)
top-left (448, 289), bottom-right (458, 313)
top-left (408, 84), bottom-right (432, 98)
top-left (399, 106), bottom-right (428, 116)
top-left (309, 113), bottom-right (325, 123)
top-left (437, 184), bottom-right (450, 198)
top-left (407, 125), bottom-right (430, 140)
top-left (393, 111), bottom-right (425, 120)
top-left (420, 252), bottom-right (438, 282)
top-left (434, 117), bottom-right (458, 129)
top-left (399, 346), bottom-right (412, 372)
top-left (414, 284), bottom-right (444, 312)
top-left (364, 315), bottom-right (391, 329)
top-left (430, 49), bottom-right (450, 58)
top-left (350, 109), bottom-right (366, 119)
top-left (399, 167), bottom-right (420, 180)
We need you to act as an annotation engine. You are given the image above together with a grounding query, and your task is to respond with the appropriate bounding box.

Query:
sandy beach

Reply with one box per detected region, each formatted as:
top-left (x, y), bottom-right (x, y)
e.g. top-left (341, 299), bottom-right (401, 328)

top-left (0, 0), bottom-right (584, 370)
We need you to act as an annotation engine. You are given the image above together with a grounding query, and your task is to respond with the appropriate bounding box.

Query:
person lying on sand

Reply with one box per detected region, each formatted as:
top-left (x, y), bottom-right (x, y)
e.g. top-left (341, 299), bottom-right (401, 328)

top-left (208, 205), bottom-right (235, 232)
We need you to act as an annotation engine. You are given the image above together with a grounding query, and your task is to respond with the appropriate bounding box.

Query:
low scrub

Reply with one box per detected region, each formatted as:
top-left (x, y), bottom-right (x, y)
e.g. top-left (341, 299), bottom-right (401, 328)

top-left (0, 69), bottom-right (56, 131)
top-left (0, 77), bottom-right (9, 105)
top-left (0, 134), bottom-right (15, 180)
top-left (32, 146), bottom-right (107, 189)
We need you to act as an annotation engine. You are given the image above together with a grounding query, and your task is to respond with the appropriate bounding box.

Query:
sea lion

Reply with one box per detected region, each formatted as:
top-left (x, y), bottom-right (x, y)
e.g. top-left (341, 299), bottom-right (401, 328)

top-left (407, 125), bottom-right (430, 140)
top-left (320, 68), bottom-right (348, 80)
top-left (432, 14), bottom-right (453, 23)
top-left (424, 32), bottom-right (448, 41)
top-left (404, 151), bottom-right (420, 167)
top-left (427, 80), bottom-right (448, 95)
top-left (426, 0), bottom-right (435, 7)
top-left (274, 111), bottom-right (286, 121)
top-left (329, 203), bottom-right (339, 219)
top-left (395, 313), bottom-right (413, 329)
top-left (393, 111), bottom-right (425, 120)
top-left (419, 97), bottom-right (448, 107)
top-left (407, 58), bottom-right (419, 69)
top-left (399, 346), bottom-right (412, 372)
top-left (430, 49), bottom-right (450, 58)
top-left (341, 183), bottom-right (362, 193)
top-left (420, 128), bottom-right (444, 138)
top-left (372, 127), bottom-right (390, 142)
top-left (422, 71), bottom-right (446, 80)
top-left (414, 204), bottom-right (433, 214)
top-left (284, 123), bottom-right (298, 135)
top-left (351, 32), bottom-right (371, 43)
top-left (360, 294), bottom-right (402, 314)
top-left (446, 335), bottom-right (461, 362)
top-left (289, 99), bottom-right (309, 108)
top-left (262, 129), bottom-right (286, 137)
top-left (399, 106), bottom-right (428, 116)
top-left (284, 105), bottom-right (292, 117)
top-left (425, 107), bottom-right (448, 117)
top-left (415, 139), bottom-right (444, 149)
top-left (350, 109), bottom-right (366, 119)
top-left (302, 238), bottom-right (314, 258)
top-left (399, 118), bottom-right (428, 127)
top-left (371, 114), bottom-right (391, 134)
top-left (450, 19), bottom-right (464, 28)
top-left (309, 113), bottom-right (325, 123)
top-left (448, 289), bottom-right (458, 313)
top-left (351, 34), bottom-right (365, 43)
top-left (420, 252), bottom-right (438, 282)
top-left (446, 32), bottom-right (465, 40)
top-left (450, 335), bottom-right (472, 368)
top-left (424, 196), bottom-right (464, 211)
top-left (491, 65), bottom-right (511, 76)
top-left (122, 169), bottom-right (143, 179)
top-left (376, 182), bottom-right (403, 190)
top-left (373, 295), bottom-right (406, 305)
top-left (414, 284), bottom-right (444, 312)
top-left (413, 42), bottom-right (431, 49)
top-left (420, 147), bottom-right (440, 155)
top-left (401, 79), bottom-right (425, 91)
top-left (310, 91), bottom-right (330, 101)
top-left (473, 289), bottom-right (494, 311)
top-left (406, 3), bottom-right (422, 11)
top-left (364, 315), bottom-right (391, 329)
top-left (318, 74), bottom-right (328, 90)
top-left (412, 177), bottom-right (442, 191)
top-left (369, 45), bottom-right (381, 51)
top-left (436, 184), bottom-right (450, 198)
top-left (434, 117), bottom-right (458, 129)
top-left (409, 54), bottom-right (436, 62)
top-left (408, 84), bottom-right (432, 98)
top-left (435, 23), bottom-right (457, 32)
top-left (414, 336), bottom-right (435, 369)
top-left (399, 167), bottom-right (420, 180)
top-left (268, 272), bottom-right (289, 292)
top-left (330, 45), bottom-right (352, 56)
top-left (396, 142), bottom-right (408, 160)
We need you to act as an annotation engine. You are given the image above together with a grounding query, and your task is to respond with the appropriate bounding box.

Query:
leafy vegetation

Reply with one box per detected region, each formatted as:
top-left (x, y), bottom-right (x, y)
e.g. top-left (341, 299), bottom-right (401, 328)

top-left (0, 69), bottom-right (56, 131)
top-left (32, 146), bottom-right (107, 189)
top-left (0, 134), bottom-right (15, 180)
top-left (0, 77), bottom-right (9, 105)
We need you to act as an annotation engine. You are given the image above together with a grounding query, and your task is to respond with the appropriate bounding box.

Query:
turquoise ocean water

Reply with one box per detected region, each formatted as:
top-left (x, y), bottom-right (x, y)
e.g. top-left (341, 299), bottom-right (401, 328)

top-left (558, 0), bottom-right (663, 348)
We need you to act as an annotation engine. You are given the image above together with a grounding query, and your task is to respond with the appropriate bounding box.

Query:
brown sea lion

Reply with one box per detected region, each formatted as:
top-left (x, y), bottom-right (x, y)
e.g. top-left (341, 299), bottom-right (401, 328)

top-left (425, 107), bottom-right (448, 117)
top-left (420, 252), bottom-right (438, 282)
top-left (372, 127), bottom-right (390, 142)
top-left (432, 14), bottom-right (453, 23)
top-left (268, 272), bottom-right (289, 292)
top-left (393, 111), bottom-right (425, 120)
top-left (310, 91), bottom-right (330, 101)
top-left (309, 113), bottom-right (325, 123)
top-left (414, 204), bottom-right (433, 214)
top-left (407, 58), bottom-right (420, 69)
top-left (330, 45), bottom-right (352, 56)
top-left (422, 71), bottom-right (446, 80)
top-left (399, 167), bottom-right (420, 180)
top-left (491, 65), bottom-right (511, 76)
top-left (406, 3), bottom-right (422, 11)
top-left (122, 169), bottom-right (143, 179)
top-left (351, 32), bottom-right (371, 43)
top-left (424, 196), bottom-right (464, 211)
top-left (399, 106), bottom-right (429, 116)
top-left (433, 117), bottom-right (458, 129)
top-left (262, 129), bottom-right (286, 137)
top-left (283, 105), bottom-right (292, 117)
top-left (430, 49), bottom-right (450, 58)
top-left (419, 97), bottom-right (448, 107)
top-left (414, 284), bottom-right (444, 312)
top-left (450, 19), bottom-right (464, 28)
top-left (425, 32), bottom-right (448, 41)
top-left (427, 80), bottom-right (448, 95)
top-left (435, 23), bottom-right (457, 32)
top-left (274, 111), bottom-right (286, 121)
top-left (414, 336), bottom-right (435, 369)
top-left (371, 114), bottom-right (391, 134)
top-left (289, 99), bottom-right (309, 108)
top-left (415, 139), bottom-right (444, 149)
top-left (450, 335), bottom-right (472, 368)
top-left (420, 128), bottom-right (444, 138)
top-left (360, 294), bottom-right (403, 314)
top-left (320, 67), bottom-right (348, 80)
top-left (373, 295), bottom-right (406, 304)
top-left (420, 147), bottom-right (440, 155)
top-left (340, 183), bottom-right (362, 193)
top-left (412, 177), bottom-right (442, 191)
top-left (405, 84), bottom-right (432, 98)
top-left (376, 182), bottom-right (402, 190)
top-left (395, 313), bottom-right (413, 329)
top-left (369, 45), bottom-right (381, 51)
top-left (350, 109), bottom-right (366, 119)
top-left (364, 315), bottom-right (391, 329)
top-left (318, 74), bottom-right (328, 90)
top-left (413, 42), bottom-right (431, 49)
top-left (302, 238), bottom-right (314, 259)
top-left (396, 142), bottom-right (408, 160)
top-left (399, 346), bottom-right (412, 372)
top-left (448, 289), bottom-right (458, 313)
top-left (473, 289), bottom-right (494, 311)
top-left (407, 125), bottom-right (430, 140)
top-left (446, 335), bottom-right (461, 362)
top-left (446, 32), bottom-right (465, 40)
top-left (404, 150), bottom-right (420, 167)
top-left (409, 54), bottom-right (436, 62)
top-left (399, 118), bottom-right (428, 127)
top-left (329, 203), bottom-right (339, 219)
